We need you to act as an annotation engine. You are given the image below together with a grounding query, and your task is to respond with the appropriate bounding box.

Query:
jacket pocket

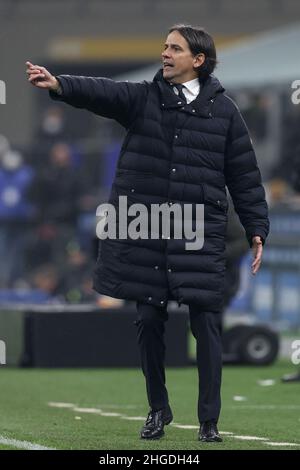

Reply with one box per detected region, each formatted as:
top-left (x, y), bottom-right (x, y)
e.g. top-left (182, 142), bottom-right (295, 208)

top-left (206, 198), bottom-right (228, 213)
top-left (203, 185), bottom-right (228, 213)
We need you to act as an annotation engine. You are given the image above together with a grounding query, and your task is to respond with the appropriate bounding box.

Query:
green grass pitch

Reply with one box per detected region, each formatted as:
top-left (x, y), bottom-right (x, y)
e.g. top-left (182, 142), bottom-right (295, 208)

top-left (0, 361), bottom-right (299, 450)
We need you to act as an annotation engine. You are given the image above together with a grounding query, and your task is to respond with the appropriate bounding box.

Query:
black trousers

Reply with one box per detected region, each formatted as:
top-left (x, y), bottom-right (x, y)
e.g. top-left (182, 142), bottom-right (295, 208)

top-left (134, 301), bottom-right (223, 424)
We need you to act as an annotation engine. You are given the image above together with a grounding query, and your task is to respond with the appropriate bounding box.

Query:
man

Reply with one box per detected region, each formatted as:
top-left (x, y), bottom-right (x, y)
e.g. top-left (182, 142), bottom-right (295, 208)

top-left (26, 24), bottom-right (269, 442)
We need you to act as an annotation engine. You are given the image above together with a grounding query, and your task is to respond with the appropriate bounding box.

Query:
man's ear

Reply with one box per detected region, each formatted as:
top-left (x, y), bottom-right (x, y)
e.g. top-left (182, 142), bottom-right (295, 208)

top-left (193, 53), bottom-right (205, 68)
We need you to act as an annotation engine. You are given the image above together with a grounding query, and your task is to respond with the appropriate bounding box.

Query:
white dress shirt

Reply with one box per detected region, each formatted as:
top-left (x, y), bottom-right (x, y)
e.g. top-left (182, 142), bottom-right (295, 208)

top-left (182, 77), bottom-right (200, 104)
top-left (170, 77), bottom-right (200, 104)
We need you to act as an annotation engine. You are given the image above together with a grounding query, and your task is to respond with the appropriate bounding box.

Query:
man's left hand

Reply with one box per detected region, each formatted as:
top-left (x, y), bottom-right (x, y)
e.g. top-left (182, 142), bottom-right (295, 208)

top-left (251, 236), bottom-right (263, 275)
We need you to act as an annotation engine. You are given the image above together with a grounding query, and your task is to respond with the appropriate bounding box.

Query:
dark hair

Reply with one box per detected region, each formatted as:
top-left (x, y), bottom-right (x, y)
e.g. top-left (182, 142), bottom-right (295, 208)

top-left (168, 24), bottom-right (218, 81)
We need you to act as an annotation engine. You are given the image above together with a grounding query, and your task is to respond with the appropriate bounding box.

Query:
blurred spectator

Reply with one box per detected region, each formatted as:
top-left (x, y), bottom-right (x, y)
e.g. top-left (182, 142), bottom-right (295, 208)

top-left (61, 242), bottom-right (96, 303)
top-left (31, 105), bottom-right (67, 165)
top-left (28, 142), bottom-right (84, 266)
top-left (267, 176), bottom-right (300, 210)
top-left (266, 177), bottom-right (291, 207)
top-left (30, 264), bottom-right (65, 302)
top-left (0, 146), bottom-right (35, 286)
top-left (233, 92), bottom-right (269, 142)
top-left (39, 105), bottom-right (66, 140)
top-left (30, 104), bottom-right (84, 169)
top-left (276, 97), bottom-right (300, 188)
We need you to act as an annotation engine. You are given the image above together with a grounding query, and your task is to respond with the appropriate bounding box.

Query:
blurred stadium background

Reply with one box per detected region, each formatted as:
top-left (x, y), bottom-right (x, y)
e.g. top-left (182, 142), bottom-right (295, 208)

top-left (0, 0), bottom-right (300, 450)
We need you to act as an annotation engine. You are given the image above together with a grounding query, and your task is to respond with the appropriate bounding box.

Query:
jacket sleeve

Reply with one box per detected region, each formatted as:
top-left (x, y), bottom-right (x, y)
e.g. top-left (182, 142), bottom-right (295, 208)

top-left (49, 75), bottom-right (148, 128)
top-left (224, 106), bottom-right (270, 247)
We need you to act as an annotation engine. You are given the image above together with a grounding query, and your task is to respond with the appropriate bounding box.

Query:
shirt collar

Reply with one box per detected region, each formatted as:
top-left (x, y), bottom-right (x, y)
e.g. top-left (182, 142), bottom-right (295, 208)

top-left (182, 77), bottom-right (200, 96)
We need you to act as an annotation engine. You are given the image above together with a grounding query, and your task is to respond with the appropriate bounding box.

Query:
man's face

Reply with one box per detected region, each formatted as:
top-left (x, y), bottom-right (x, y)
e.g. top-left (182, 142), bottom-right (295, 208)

top-left (161, 30), bottom-right (205, 84)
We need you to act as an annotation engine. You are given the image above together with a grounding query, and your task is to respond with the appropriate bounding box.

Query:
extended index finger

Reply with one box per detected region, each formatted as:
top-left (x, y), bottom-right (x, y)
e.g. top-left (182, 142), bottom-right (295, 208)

top-left (26, 61), bottom-right (44, 71)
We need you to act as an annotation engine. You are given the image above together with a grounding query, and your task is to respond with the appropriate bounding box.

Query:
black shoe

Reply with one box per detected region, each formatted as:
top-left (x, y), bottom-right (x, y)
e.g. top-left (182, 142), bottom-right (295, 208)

top-left (281, 372), bottom-right (300, 383)
top-left (140, 404), bottom-right (173, 439)
top-left (198, 421), bottom-right (222, 442)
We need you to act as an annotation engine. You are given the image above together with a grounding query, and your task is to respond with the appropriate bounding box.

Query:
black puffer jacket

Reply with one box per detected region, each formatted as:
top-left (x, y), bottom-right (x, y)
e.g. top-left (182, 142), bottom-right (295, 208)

top-left (50, 69), bottom-right (269, 312)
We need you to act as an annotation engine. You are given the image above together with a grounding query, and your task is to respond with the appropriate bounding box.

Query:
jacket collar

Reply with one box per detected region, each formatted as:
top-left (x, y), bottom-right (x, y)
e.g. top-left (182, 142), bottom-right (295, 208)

top-left (153, 68), bottom-right (225, 117)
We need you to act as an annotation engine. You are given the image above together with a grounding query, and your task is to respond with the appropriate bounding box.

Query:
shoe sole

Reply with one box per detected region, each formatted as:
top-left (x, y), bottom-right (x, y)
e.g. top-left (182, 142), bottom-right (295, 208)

top-left (199, 436), bottom-right (223, 442)
top-left (140, 430), bottom-right (165, 440)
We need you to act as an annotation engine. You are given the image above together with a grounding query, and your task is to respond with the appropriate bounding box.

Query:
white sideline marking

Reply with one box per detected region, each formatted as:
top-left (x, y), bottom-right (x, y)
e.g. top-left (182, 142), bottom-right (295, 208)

top-left (48, 402), bottom-right (76, 408)
top-left (264, 441), bottom-right (300, 447)
top-left (233, 396), bottom-right (247, 401)
top-left (0, 435), bottom-right (55, 450)
top-left (257, 379), bottom-right (276, 386)
top-left (171, 424), bottom-right (198, 429)
top-left (47, 402), bottom-right (300, 447)
top-left (73, 408), bottom-right (123, 418)
top-left (96, 404), bottom-right (140, 409)
top-left (120, 416), bottom-right (145, 421)
top-left (49, 402), bottom-right (126, 419)
top-left (232, 435), bottom-right (268, 441)
top-left (227, 405), bottom-right (300, 410)
top-left (73, 407), bottom-right (103, 414)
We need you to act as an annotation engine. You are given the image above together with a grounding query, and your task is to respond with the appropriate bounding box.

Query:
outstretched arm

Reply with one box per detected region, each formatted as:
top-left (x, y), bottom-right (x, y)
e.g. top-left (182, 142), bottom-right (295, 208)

top-left (26, 61), bottom-right (147, 128)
